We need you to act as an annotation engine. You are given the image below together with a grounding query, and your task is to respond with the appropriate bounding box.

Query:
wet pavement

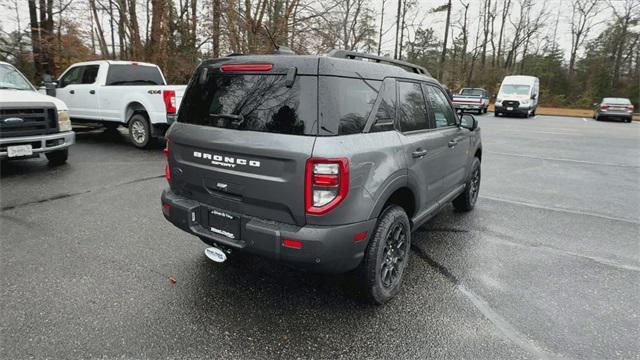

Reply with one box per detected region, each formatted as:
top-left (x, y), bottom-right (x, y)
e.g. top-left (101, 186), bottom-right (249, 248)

top-left (1, 115), bottom-right (639, 359)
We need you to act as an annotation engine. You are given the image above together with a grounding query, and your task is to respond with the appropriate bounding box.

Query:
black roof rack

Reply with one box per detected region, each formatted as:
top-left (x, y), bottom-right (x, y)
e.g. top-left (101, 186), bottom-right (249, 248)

top-left (327, 49), bottom-right (431, 77)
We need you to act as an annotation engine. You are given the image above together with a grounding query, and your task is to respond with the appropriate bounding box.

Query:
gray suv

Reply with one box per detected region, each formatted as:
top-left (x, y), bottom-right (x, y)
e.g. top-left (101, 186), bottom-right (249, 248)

top-left (161, 50), bottom-right (482, 304)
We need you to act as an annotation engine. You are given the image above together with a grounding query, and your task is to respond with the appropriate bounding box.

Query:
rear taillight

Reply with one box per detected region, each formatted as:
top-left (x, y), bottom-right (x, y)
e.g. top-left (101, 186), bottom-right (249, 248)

top-left (600, 103), bottom-right (609, 109)
top-left (163, 90), bottom-right (177, 114)
top-left (305, 158), bottom-right (349, 215)
top-left (220, 64), bottom-right (273, 72)
top-left (625, 104), bottom-right (634, 110)
top-left (164, 138), bottom-right (171, 184)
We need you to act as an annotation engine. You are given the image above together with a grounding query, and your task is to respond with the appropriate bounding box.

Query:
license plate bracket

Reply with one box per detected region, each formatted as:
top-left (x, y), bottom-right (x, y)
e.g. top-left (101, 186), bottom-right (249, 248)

top-left (207, 208), bottom-right (240, 240)
top-left (7, 144), bottom-right (33, 158)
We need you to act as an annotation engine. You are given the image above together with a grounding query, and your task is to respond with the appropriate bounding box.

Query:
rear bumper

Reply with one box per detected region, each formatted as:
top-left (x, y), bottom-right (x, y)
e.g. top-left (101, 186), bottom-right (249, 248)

top-left (596, 110), bottom-right (633, 119)
top-left (0, 131), bottom-right (75, 159)
top-left (161, 189), bottom-right (376, 274)
top-left (454, 103), bottom-right (484, 111)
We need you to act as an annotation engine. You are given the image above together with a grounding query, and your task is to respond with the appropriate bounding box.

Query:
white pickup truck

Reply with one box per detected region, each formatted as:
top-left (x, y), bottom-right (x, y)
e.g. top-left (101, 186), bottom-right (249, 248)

top-left (1, 61), bottom-right (74, 165)
top-left (46, 60), bottom-right (185, 148)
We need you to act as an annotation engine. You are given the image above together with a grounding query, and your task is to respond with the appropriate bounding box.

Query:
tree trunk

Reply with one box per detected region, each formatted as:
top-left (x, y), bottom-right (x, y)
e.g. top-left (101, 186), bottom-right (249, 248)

top-left (28, 0), bottom-right (43, 79)
top-left (394, 0), bottom-right (401, 59)
top-left (496, 0), bottom-right (510, 68)
top-left (128, 0), bottom-right (143, 59)
top-left (212, 0), bottom-right (221, 57)
top-left (438, 0), bottom-right (451, 79)
top-left (149, 0), bottom-right (167, 67)
top-left (90, 0), bottom-right (110, 58)
top-left (377, 0), bottom-right (386, 55)
top-left (109, 0), bottom-right (116, 59)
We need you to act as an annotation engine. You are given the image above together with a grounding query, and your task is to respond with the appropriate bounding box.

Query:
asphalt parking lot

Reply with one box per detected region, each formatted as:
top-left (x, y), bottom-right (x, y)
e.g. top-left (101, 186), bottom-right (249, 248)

top-left (1, 114), bottom-right (639, 359)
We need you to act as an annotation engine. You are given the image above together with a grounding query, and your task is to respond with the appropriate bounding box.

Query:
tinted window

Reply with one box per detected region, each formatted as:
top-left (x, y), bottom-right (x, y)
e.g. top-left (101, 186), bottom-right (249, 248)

top-left (81, 65), bottom-right (99, 84)
top-left (370, 80), bottom-right (396, 133)
top-left (425, 85), bottom-right (457, 128)
top-left (59, 67), bottom-right (83, 87)
top-left (397, 81), bottom-right (429, 132)
top-left (106, 65), bottom-right (165, 86)
top-left (319, 77), bottom-right (380, 135)
top-left (178, 73), bottom-right (317, 135)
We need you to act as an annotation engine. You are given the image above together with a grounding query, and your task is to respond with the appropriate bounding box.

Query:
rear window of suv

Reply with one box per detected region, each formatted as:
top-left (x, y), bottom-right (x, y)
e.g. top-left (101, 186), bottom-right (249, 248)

top-left (178, 73), bottom-right (318, 135)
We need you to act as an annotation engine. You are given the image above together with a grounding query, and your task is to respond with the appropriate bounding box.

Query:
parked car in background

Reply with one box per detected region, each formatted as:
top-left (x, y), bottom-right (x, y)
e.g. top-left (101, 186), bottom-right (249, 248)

top-left (1, 62), bottom-right (74, 165)
top-left (593, 98), bottom-right (634, 123)
top-left (46, 61), bottom-right (186, 148)
top-left (161, 50), bottom-right (482, 304)
top-left (452, 88), bottom-right (489, 114)
top-left (494, 75), bottom-right (539, 118)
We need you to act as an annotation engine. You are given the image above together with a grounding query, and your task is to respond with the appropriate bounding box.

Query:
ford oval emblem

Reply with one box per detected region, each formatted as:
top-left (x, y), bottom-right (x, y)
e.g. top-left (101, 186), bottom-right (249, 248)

top-left (204, 247), bottom-right (227, 263)
top-left (3, 117), bottom-right (24, 124)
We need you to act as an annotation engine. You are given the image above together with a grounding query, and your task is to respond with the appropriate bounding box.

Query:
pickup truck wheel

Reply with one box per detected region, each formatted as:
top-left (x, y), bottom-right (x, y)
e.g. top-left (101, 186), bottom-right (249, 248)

top-left (46, 149), bottom-right (68, 166)
top-left (128, 114), bottom-right (151, 148)
top-left (357, 205), bottom-right (411, 305)
top-left (453, 157), bottom-right (481, 212)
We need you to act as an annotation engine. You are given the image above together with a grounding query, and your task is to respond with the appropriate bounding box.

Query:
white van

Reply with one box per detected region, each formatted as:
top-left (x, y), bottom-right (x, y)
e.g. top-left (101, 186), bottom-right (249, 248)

top-left (494, 75), bottom-right (539, 118)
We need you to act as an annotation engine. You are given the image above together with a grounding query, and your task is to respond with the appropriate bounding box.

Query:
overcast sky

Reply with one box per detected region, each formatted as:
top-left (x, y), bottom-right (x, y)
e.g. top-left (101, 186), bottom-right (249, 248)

top-left (0, 0), bottom-right (630, 62)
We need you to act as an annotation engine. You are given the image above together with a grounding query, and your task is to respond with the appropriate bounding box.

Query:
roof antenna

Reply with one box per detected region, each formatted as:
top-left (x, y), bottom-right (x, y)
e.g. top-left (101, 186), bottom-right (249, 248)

top-left (262, 25), bottom-right (295, 55)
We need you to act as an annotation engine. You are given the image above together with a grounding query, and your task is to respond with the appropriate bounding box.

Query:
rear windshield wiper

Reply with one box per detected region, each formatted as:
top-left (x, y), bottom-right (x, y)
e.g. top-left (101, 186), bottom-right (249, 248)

top-left (209, 113), bottom-right (245, 126)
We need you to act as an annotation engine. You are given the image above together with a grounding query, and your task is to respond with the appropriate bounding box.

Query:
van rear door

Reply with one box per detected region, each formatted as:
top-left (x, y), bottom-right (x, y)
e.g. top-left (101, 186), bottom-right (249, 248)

top-left (167, 62), bottom-right (318, 226)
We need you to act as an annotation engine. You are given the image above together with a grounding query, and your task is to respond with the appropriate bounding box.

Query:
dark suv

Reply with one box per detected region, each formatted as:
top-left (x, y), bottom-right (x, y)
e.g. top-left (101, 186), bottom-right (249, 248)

top-left (161, 50), bottom-right (482, 304)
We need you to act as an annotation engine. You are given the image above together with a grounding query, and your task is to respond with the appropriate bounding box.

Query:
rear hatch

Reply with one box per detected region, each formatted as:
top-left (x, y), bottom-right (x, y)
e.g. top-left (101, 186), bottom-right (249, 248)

top-left (167, 58), bottom-right (318, 226)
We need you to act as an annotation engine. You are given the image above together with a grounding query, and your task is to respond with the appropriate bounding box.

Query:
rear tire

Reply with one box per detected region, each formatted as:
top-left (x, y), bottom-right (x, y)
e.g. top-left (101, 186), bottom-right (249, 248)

top-left (357, 205), bottom-right (411, 305)
top-left (128, 113), bottom-right (151, 148)
top-left (625, 117), bottom-right (632, 123)
top-left (46, 149), bottom-right (68, 166)
top-left (453, 157), bottom-right (481, 212)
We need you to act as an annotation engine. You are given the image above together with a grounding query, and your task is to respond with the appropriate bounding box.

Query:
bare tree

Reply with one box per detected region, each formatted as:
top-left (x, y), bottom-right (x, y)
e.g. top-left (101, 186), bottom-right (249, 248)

top-left (494, 0), bottom-right (511, 67)
top-left (569, 0), bottom-right (600, 75)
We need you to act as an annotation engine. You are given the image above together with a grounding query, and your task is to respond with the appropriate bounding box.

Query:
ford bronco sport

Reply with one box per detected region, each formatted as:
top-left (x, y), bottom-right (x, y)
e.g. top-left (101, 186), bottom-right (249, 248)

top-left (161, 50), bottom-right (482, 304)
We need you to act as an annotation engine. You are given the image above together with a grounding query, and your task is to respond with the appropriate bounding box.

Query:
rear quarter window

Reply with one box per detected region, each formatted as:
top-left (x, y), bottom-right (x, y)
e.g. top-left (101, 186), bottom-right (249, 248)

top-left (318, 77), bottom-right (381, 135)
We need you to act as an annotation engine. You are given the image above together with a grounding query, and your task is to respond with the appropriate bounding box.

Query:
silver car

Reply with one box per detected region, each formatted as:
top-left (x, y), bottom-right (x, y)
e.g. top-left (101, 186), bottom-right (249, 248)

top-left (593, 98), bottom-right (634, 123)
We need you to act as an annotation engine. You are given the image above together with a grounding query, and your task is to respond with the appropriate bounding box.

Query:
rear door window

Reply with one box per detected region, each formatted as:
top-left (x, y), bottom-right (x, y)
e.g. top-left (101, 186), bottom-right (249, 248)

top-left (397, 81), bottom-right (429, 132)
top-left (178, 73), bottom-right (318, 135)
top-left (106, 65), bottom-right (165, 85)
top-left (318, 77), bottom-right (381, 135)
top-left (81, 65), bottom-right (99, 84)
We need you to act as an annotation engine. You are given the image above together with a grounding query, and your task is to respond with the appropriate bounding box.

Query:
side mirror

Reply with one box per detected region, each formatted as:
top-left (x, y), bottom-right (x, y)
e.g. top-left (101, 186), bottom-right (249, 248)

top-left (460, 114), bottom-right (478, 131)
top-left (531, 94), bottom-right (537, 100)
top-left (43, 81), bottom-right (58, 96)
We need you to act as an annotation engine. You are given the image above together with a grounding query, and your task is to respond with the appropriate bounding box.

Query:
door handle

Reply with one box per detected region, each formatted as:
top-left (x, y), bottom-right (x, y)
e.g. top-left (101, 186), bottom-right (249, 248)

top-left (89, 90), bottom-right (95, 94)
top-left (69, 90), bottom-right (75, 94)
top-left (448, 140), bottom-right (458, 148)
top-left (412, 149), bottom-right (428, 158)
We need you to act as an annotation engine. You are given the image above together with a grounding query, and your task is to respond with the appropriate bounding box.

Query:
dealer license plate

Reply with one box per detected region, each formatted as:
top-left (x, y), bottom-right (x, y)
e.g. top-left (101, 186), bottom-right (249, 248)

top-left (507, 107), bottom-right (514, 111)
top-left (7, 145), bottom-right (33, 158)
top-left (208, 208), bottom-right (240, 240)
